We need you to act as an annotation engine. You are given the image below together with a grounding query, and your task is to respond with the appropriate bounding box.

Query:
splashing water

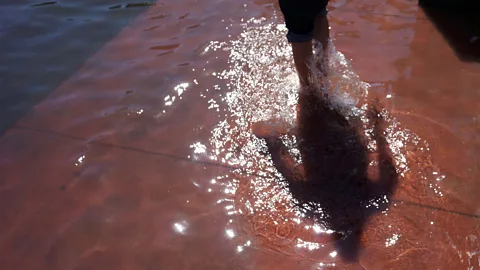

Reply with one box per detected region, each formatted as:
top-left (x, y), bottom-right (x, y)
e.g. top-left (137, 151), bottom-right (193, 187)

top-left (198, 17), bottom-right (445, 264)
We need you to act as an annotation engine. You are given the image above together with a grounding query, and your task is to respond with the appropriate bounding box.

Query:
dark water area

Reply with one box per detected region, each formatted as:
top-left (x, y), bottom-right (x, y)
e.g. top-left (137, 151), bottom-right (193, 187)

top-left (0, 0), bottom-right (148, 135)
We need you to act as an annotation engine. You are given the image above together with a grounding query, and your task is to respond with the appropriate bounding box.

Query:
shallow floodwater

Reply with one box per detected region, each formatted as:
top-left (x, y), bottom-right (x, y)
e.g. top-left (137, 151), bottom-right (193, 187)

top-left (0, 0), bottom-right (479, 269)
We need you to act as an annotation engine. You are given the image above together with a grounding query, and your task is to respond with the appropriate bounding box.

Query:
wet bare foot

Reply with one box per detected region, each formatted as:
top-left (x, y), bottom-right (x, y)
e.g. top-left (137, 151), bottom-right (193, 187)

top-left (251, 120), bottom-right (291, 139)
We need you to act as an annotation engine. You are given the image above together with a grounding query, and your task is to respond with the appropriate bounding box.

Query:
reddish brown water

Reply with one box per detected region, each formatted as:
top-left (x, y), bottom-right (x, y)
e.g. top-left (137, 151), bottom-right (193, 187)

top-left (0, 0), bottom-right (479, 269)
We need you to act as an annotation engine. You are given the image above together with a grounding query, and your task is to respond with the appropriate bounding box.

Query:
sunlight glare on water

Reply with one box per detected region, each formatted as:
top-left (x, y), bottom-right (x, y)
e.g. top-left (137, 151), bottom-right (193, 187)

top-left (193, 15), bottom-right (447, 264)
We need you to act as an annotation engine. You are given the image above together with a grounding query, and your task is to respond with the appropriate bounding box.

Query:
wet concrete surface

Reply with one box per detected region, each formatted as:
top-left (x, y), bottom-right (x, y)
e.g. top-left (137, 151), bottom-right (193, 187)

top-left (0, 0), bottom-right (479, 269)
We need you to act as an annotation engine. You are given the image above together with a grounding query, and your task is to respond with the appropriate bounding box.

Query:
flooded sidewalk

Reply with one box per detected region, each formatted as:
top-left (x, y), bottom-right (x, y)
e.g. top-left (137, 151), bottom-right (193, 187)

top-left (0, 0), bottom-right (479, 269)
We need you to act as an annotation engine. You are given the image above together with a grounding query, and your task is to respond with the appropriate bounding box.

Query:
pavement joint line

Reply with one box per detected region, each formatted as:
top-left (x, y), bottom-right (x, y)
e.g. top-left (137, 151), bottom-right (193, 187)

top-left (391, 199), bottom-right (480, 219)
top-left (11, 124), bottom-right (480, 220)
top-left (334, 7), bottom-right (428, 20)
top-left (11, 125), bottom-right (239, 170)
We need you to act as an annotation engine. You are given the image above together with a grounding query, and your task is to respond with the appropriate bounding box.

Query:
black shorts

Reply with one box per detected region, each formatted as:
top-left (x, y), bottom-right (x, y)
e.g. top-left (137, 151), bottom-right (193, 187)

top-left (279, 0), bottom-right (329, 42)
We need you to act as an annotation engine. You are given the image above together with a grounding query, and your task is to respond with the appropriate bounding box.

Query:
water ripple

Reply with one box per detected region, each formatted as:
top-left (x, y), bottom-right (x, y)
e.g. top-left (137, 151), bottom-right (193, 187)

top-left (192, 15), bottom-right (448, 265)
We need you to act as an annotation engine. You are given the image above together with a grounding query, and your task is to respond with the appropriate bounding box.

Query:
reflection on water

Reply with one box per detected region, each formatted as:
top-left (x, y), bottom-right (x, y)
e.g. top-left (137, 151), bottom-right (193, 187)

top-left (173, 221), bottom-right (188, 235)
top-left (193, 15), bottom-right (448, 266)
top-left (160, 82), bottom-right (190, 113)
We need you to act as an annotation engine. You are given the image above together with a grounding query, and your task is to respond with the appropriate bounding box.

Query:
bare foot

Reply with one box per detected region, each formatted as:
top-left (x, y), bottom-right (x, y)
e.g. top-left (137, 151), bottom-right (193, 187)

top-left (251, 120), bottom-right (291, 139)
